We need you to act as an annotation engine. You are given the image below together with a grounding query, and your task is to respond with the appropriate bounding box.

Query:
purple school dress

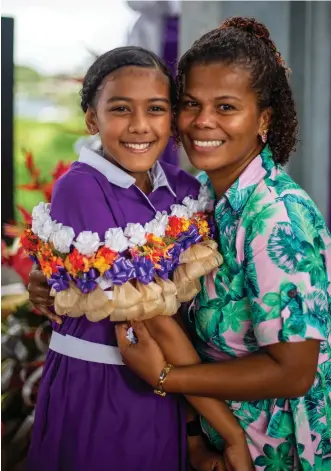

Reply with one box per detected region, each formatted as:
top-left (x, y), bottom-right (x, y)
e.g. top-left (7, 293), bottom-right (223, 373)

top-left (26, 147), bottom-right (200, 471)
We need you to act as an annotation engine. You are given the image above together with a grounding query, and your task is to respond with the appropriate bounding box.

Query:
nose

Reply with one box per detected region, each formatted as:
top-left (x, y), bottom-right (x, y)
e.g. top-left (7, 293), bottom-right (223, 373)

top-left (128, 110), bottom-right (150, 134)
top-left (192, 109), bottom-right (217, 130)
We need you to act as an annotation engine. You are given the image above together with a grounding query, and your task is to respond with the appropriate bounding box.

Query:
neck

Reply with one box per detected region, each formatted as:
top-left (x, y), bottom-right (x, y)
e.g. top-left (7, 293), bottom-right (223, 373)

top-left (102, 150), bottom-right (152, 194)
top-left (133, 171), bottom-right (152, 193)
top-left (207, 145), bottom-right (263, 199)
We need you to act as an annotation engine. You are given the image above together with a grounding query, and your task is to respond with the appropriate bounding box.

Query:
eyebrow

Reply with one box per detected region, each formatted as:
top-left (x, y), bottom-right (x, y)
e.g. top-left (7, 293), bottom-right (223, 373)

top-left (106, 96), bottom-right (170, 104)
top-left (183, 93), bottom-right (242, 102)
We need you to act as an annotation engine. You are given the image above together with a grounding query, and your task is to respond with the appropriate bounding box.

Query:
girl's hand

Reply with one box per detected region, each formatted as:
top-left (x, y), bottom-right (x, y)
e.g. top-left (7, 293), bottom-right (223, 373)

top-left (223, 438), bottom-right (254, 471)
top-left (115, 321), bottom-right (166, 387)
top-left (188, 436), bottom-right (225, 471)
top-left (28, 270), bottom-right (62, 325)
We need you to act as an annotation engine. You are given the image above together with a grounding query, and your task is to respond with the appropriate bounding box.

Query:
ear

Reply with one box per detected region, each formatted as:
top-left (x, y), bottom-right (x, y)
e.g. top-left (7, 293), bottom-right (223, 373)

top-left (258, 107), bottom-right (272, 136)
top-left (85, 107), bottom-right (99, 135)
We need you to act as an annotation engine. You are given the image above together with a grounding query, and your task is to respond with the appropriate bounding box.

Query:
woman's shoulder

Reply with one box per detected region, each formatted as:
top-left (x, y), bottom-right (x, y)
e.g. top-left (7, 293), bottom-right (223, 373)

top-left (247, 169), bottom-right (329, 240)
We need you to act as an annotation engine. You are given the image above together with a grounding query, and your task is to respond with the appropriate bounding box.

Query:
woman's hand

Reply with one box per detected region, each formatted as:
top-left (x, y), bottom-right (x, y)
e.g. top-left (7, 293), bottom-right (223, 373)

top-left (28, 270), bottom-right (62, 324)
top-left (188, 436), bottom-right (225, 471)
top-left (115, 321), bottom-right (166, 387)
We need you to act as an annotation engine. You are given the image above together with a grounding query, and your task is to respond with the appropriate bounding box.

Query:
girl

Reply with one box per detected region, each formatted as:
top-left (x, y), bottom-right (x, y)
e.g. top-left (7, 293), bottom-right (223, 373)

top-left (116, 18), bottom-right (331, 471)
top-left (25, 46), bottom-right (251, 471)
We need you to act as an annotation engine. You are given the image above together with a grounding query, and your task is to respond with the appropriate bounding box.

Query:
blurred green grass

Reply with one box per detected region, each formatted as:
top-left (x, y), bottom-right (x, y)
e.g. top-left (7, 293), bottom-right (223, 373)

top-left (14, 117), bottom-right (85, 221)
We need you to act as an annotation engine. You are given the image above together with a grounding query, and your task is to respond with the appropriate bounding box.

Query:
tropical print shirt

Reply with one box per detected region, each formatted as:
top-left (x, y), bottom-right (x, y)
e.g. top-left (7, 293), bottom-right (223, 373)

top-left (189, 146), bottom-right (331, 470)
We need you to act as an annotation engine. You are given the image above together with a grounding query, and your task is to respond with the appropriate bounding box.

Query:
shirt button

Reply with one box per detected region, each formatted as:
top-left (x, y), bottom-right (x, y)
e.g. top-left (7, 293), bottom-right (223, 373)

top-left (288, 289), bottom-right (297, 298)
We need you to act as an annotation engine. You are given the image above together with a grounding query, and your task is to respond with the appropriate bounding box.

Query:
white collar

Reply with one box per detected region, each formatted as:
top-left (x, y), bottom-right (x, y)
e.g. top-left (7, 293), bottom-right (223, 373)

top-left (79, 146), bottom-right (176, 196)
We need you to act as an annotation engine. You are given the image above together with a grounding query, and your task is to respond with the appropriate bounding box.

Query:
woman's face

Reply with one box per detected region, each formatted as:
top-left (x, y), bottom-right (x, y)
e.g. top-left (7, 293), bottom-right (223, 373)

top-left (86, 66), bottom-right (172, 174)
top-left (178, 62), bottom-right (270, 174)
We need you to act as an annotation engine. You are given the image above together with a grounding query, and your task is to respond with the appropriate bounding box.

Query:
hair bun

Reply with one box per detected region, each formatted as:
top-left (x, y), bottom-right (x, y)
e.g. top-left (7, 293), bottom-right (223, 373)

top-left (220, 17), bottom-right (270, 39)
top-left (220, 17), bottom-right (285, 68)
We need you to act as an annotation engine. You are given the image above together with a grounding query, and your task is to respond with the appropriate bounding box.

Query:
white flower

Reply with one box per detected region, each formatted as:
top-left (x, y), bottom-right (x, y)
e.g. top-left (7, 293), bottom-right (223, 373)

top-left (32, 202), bottom-right (50, 221)
top-left (198, 185), bottom-right (211, 200)
top-left (144, 211), bottom-right (168, 237)
top-left (197, 185), bottom-right (213, 212)
top-left (124, 223), bottom-right (147, 247)
top-left (31, 202), bottom-right (51, 235)
top-left (96, 276), bottom-right (113, 290)
top-left (105, 227), bottom-right (128, 252)
top-left (38, 219), bottom-right (62, 242)
top-left (183, 197), bottom-right (199, 218)
top-left (170, 204), bottom-right (189, 219)
top-left (73, 231), bottom-right (100, 257)
top-left (51, 226), bottom-right (75, 253)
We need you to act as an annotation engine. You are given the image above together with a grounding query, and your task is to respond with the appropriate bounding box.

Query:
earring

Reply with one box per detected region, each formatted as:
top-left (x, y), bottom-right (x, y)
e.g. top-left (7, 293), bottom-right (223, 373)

top-left (261, 130), bottom-right (268, 144)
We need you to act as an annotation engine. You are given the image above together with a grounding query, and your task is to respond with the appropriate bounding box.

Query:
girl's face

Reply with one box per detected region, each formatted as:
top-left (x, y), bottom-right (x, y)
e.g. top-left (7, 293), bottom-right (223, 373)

top-left (86, 66), bottom-right (172, 174)
top-left (178, 62), bottom-right (270, 174)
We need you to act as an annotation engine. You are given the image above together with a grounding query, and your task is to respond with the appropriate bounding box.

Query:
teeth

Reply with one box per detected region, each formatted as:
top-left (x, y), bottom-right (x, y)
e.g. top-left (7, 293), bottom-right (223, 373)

top-left (124, 143), bottom-right (151, 150)
top-left (193, 140), bottom-right (223, 147)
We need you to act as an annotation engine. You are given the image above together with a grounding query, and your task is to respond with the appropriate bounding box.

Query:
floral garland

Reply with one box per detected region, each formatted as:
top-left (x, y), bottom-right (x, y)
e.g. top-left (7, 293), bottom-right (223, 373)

top-left (20, 186), bottom-right (215, 295)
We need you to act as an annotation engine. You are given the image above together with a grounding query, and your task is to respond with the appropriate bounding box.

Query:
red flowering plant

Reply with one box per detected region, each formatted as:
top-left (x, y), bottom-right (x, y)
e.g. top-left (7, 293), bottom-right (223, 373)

top-left (2, 150), bottom-right (71, 286)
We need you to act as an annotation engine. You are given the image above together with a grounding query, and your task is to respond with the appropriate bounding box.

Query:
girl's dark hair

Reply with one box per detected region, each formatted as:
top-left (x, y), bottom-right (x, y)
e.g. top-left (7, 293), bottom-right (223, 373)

top-left (177, 17), bottom-right (298, 165)
top-left (80, 46), bottom-right (177, 113)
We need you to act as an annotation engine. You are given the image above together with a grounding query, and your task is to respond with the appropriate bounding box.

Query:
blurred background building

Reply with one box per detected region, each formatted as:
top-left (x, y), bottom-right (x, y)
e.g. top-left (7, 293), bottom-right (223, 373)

top-left (1, 1), bottom-right (331, 469)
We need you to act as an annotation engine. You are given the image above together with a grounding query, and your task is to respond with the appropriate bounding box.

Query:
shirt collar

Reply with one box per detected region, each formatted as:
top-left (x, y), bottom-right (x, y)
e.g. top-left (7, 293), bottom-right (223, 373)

top-left (78, 146), bottom-right (176, 196)
top-left (220, 145), bottom-right (275, 213)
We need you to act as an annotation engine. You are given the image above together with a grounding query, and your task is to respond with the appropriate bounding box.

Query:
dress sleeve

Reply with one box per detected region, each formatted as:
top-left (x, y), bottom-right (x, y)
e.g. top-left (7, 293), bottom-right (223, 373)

top-left (243, 198), bottom-right (329, 347)
top-left (50, 170), bottom-right (115, 238)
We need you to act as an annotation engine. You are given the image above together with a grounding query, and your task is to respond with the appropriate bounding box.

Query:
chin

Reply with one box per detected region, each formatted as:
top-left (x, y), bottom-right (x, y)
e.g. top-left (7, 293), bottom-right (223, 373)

top-left (187, 155), bottom-right (222, 173)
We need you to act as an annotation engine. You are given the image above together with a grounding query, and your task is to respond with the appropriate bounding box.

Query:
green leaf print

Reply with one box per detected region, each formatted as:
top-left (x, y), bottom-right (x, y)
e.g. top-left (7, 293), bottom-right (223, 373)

top-left (242, 188), bottom-right (268, 228)
top-left (267, 222), bottom-right (302, 274)
top-left (304, 291), bottom-right (328, 337)
top-left (281, 295), bottom-right (307, 340)
top-left (268, 411), bottom-right (294, 440)
top-left (250, 300), bottom-right (268, 325)
top-left (228, 272), bottom-right (245, 301)
top-left (267, 172), bottom-right (300, 196)
top-left (213, 333), bottom-right (237, 358)
top-left (195, 301), bottom-right (222, 341)
top-left (254, 442), bottom-right (293, 471)
top-left (218, 225), bottom-right (240, 275)
top-left (243, 243), bottom-right (260, 299)
top-left (243, 325), bottom-right (259, 352)
top-left (250, 204), bottom-right (281, 239)
top-left (215, 205), bottom-right (234, 234)
top-left (262, 292), bottom-right (281, 320)
top-left (283, 194), bottom-right (318, 244)
top-left (219, 298), bottom-right (250, 334)
top-left (227, 180), bottom-right (257, 213)
top-left (297, 241), bottom-right (327, 289)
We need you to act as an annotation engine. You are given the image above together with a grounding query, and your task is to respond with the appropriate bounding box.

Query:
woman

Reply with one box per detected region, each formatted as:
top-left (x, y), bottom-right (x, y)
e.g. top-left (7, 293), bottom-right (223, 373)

top-left (115, 17), bottom-right (331, 471)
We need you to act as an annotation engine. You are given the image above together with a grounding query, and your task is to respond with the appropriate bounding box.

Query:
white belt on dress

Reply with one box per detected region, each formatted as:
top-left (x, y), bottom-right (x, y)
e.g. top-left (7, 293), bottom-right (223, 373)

top-left (49, 331), bottom-right (124, 365)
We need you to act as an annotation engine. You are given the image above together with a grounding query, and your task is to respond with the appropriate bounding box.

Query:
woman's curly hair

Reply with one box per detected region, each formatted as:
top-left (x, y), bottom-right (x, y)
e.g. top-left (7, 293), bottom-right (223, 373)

top-left (177, 17), bottom-right (298, 165)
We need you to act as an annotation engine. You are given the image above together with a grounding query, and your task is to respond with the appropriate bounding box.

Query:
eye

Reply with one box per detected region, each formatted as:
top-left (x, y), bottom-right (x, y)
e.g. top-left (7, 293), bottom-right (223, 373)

top-left (110, 106), bottom-right (130, 113)
top-left (182, 100), bottom-right (198, 108)
top-left (218, 104), bottom-right (235, 112)
top-left (149, 106), bottom-right (166, 113)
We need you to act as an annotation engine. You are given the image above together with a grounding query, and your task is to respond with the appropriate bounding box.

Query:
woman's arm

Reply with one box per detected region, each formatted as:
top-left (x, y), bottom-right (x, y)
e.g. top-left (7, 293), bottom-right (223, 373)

top-left (144, 316), bottom-right (245, 443)
top-left (162, 339), bottom-right (320, 399)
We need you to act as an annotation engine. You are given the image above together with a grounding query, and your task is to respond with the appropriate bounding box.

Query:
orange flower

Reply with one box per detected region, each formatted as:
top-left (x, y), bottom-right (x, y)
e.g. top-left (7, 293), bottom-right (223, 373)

top-left (20, 228), bottom-right (40, 252)
top-left (65, 248), bottom-right (90, 275)
top-left (166, 216), bottom-right (188, 238)
top-left (93, 246), bottom-right (118, 275)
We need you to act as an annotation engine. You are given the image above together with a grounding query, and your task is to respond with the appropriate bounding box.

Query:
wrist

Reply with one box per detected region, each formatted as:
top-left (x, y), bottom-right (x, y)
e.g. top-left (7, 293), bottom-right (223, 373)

top-left (225, 425), bottom-right (246, 446)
